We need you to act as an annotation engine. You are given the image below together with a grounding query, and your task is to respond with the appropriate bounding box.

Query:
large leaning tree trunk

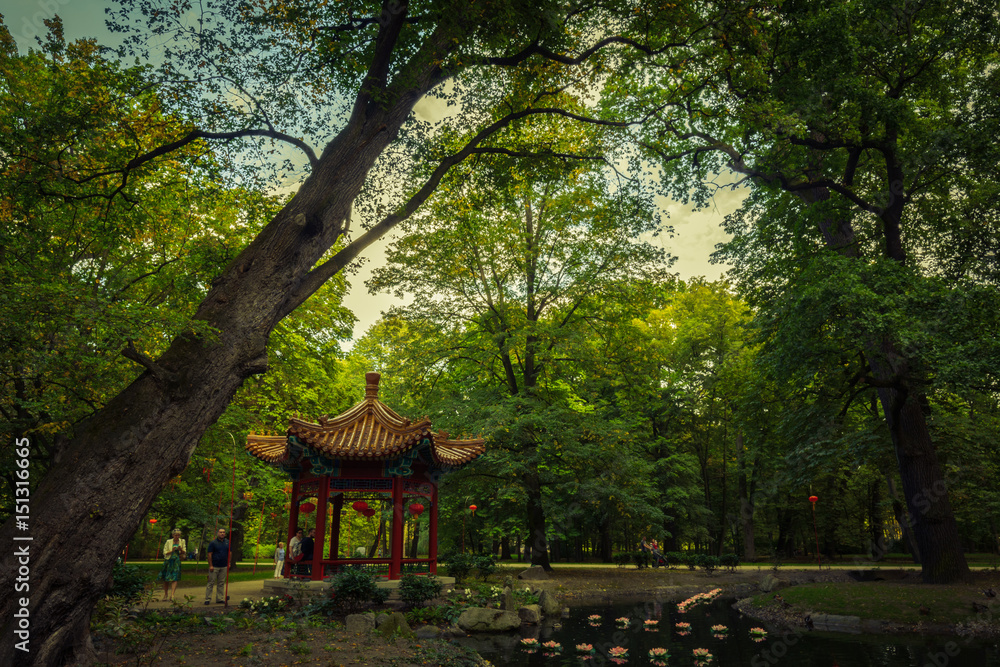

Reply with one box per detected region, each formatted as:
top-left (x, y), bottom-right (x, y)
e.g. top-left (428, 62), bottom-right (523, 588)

top-left (803, 185), bottom-right (970, 583)
top-left (0, 6), bottom-right (489, 664)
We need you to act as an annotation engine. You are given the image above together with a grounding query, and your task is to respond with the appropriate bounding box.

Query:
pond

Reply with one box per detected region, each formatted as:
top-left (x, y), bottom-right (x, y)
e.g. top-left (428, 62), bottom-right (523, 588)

top-left (454, 596), bottom-right (1000, 667)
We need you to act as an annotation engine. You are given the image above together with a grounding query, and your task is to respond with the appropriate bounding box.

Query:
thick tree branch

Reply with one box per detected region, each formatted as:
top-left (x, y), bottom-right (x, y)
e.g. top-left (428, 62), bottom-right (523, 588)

top-left (121, 340), bottom-right (180, 384)
top-left (285, 103), bottom-right (650, 317)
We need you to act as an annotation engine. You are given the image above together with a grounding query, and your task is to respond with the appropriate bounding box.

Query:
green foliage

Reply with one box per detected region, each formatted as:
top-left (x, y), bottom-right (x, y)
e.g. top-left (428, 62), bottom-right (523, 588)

top-left (666, 552), bottom-right (690, 569)
top-left (695, 554), bottom-right (719, 574)
top-left (238, 594), bottom-right (294, 615)
top-left (720, 554), bottom-right (740, 573)
top-left (612, 553), bottom-right (632, 568)
top-left (404, 605), bottom-right (450, 626)
top-left (330, 567), bottom-right (389, 613)
top-left (443, 553), bottom-right (474, 584)
top-left (288, 642), bottom-right (311, 656)
top-left (108, 560), bottom-right (151, 603)
top-left (472, 555), bottom-right (498, 581)
top-left (398, 575), bottom-right (443, 608)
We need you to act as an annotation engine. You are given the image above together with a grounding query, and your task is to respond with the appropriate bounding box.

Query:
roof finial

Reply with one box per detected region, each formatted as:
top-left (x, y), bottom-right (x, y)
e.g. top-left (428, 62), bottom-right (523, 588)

top-left (365, 372), bottom-right (381, 399)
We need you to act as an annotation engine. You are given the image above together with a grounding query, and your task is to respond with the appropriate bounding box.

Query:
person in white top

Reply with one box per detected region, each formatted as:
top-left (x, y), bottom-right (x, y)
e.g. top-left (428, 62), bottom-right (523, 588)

top-left (157, 529), bottom-right (186, 601)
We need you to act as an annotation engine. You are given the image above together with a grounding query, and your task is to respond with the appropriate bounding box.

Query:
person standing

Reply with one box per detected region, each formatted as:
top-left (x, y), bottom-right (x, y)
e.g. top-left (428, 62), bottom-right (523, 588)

top-left (288, 527), bottom-right (304, 576)
top-left (204, 528), bottom-right (231, 604)
top-left (301, 528), bottom-right (315, 576)
top-left (273, 541), bottom-right (286, 579)
top-left (157, 529), bottom-right (186, 601)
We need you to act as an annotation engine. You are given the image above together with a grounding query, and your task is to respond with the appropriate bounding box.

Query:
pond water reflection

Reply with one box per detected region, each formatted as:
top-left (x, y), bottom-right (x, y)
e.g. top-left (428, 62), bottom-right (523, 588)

top-left (455, 597), bottom-right (1000, 667)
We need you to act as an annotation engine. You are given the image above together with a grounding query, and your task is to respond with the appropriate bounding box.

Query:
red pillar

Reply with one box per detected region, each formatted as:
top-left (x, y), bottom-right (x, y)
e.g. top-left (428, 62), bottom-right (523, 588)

top-left (312, 477), bottom-right (330, 581)
top-left (285, 479), bottom-right (300, 578)
top-left (389, 476), bottom-right (404, 580)
top-left (429, 481), bottom-right (438, 575)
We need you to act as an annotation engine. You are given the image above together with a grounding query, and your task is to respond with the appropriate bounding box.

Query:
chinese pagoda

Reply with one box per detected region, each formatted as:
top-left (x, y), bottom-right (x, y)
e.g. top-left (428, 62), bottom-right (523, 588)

top-left (245, 372), bottom-right (485, 581)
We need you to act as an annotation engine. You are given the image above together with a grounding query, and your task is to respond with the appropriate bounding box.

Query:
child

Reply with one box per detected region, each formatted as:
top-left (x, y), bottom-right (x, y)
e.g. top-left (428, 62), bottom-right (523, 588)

top-left (273, 542), bottom-right (286, 579)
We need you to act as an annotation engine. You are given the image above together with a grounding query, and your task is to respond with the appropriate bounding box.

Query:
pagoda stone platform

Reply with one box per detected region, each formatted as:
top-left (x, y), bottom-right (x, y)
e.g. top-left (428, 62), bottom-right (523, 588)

top-left (262, 576), bottom-right (456, 601)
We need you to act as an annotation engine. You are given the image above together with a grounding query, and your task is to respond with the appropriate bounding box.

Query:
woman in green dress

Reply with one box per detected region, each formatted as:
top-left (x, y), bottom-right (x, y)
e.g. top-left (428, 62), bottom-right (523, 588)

top-left (157, 529), bottom-right (186, 601)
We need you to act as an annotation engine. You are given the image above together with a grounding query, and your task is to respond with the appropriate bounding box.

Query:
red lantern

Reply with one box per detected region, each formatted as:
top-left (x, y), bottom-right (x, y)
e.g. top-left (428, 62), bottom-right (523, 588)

top-left (409, 503), bottom-right (425, 516)
top-left (352, 500), bottom-right (369, 512)
top-left (809, 495), bottom-right (819, 503)
top-left (363, 508), bottom-right (376, 518)
top-left (469, 504), bottom-right (477, 514)
top-left (300, 502), bottom-right (316, 514)
top-left (149, 518), bottom-right (157, 524)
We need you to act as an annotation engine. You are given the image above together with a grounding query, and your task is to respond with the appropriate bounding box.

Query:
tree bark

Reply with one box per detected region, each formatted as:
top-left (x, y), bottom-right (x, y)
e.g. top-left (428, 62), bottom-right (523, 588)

top-left (0, 26), bottom-right (452, 667)
top-left (806, 187), bottom-right (969, 583)
top-left (599, 515), bottom-right (613, 562)
top-left (737, 433), bottom-right (757, 561)
top-left (524, 472), bottom-right (551, 570)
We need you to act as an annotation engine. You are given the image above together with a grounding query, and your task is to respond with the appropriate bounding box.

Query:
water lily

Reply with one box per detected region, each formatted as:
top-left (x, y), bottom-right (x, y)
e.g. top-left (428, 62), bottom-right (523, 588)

top-left (649, 647), bottom-right (669, 659)
top-left (576, 643), bottom-right (594, 654)
top-left (520, 638), bottom-right (539, 647)
top-left (615, 616), bottom-right (630, 625)
top-left (542, 641), bottom-right (562, 651)
top-left (693, 647), bottom-right (714, 662)
top-left (675, 621), bottom-right (691, 630)
top-left (644, 619), bottom-right (659, 627)
top-left (609, 646), bottom-right (629, 658)
top-left (749, 627), bottom-right (768, 637)
top-left (587, 614), bottom-right (602, 622)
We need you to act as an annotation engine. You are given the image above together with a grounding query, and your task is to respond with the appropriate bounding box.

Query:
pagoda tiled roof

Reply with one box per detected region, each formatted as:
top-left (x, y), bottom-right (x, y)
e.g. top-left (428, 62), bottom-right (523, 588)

top-left (245, 372), bottom-right (485, 467)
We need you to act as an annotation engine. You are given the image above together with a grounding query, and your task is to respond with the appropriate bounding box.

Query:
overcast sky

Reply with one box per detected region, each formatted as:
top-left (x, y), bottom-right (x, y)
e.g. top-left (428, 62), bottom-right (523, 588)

top-left (2, 0), bottom-right (743, 343)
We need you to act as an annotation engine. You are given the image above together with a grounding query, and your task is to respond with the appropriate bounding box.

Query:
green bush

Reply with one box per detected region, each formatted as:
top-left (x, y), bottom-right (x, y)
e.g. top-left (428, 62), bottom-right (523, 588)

top-left (404, 605), bottom-right (449, 625)
top-left (330, 567), bottom-right (389, 613)
top-left (720, 553), bottom-right (740, 573)
top-left (695, 554), bottom-right (720, 574)
top-left (473, 554), bottom-right (498, 581)
top-left (108, 560), bottom-right (149, 602)
top-left (612, 552), bottom-right (632, 568)
top-left (444, 553), bottom-right (474, 584)
top-left (399, 574), bottom-right (442, 608)
top-left (666, 552), bottom-right (689, 569)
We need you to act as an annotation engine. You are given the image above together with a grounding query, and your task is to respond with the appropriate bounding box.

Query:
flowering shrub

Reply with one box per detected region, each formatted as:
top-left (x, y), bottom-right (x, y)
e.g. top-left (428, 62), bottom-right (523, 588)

top-left (238, 594), bottom-right (294, 615)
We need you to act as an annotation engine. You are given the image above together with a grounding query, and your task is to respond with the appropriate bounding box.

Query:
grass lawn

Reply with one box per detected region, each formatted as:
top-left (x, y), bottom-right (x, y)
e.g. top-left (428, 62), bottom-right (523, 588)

top-left (747, 582), bottom-right (999, 624)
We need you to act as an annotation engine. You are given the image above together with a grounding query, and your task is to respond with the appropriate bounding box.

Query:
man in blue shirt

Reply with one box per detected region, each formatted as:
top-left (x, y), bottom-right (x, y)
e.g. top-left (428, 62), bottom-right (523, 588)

top-left (204, 528), bottom-right (231, 604)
